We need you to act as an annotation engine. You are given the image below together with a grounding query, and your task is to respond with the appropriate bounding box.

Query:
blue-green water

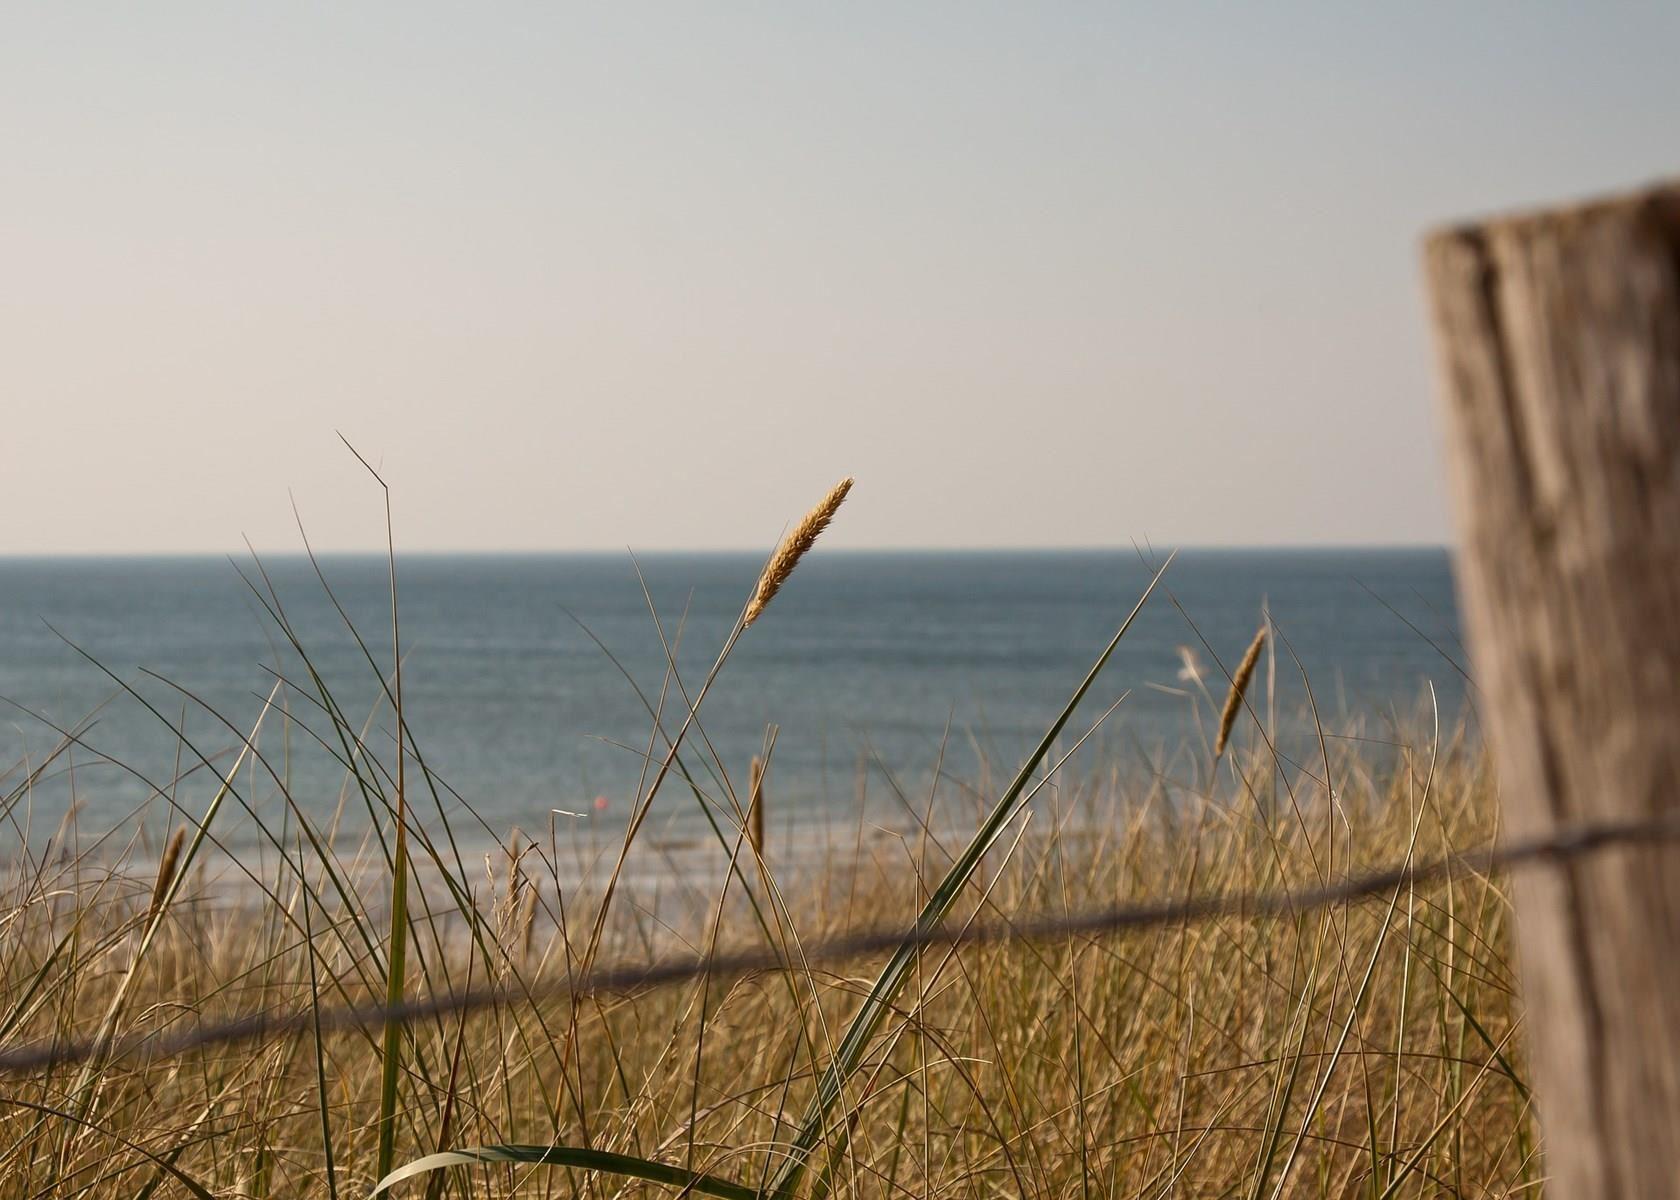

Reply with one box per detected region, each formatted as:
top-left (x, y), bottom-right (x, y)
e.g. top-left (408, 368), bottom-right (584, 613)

top-left (0, 550), bottom-right (1467, 849)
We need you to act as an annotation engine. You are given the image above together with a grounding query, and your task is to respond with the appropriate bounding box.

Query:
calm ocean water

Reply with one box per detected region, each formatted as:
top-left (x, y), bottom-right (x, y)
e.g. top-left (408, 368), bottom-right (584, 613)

top-left (0, 550), bottom-right (1467, 851)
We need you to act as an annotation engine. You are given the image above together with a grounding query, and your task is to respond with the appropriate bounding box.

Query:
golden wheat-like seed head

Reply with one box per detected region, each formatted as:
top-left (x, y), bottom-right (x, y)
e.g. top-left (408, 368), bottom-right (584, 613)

top-left (146, 826), bottom-right (187, 926)
top-left (1215, 626), bottom-right (1267, 757)
top-left (743, 477), bottom-right (853, 627)
top-left (747, 755), bottom-right (766, 855)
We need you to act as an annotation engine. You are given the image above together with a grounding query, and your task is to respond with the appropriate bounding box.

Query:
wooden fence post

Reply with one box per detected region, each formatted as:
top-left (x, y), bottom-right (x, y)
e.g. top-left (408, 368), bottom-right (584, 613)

top-left (1424, 180), bottom-right (1680, 1197)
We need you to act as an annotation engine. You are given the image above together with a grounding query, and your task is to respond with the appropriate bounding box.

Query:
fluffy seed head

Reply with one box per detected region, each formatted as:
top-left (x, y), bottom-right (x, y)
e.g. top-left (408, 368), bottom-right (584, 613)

top-left (744, 477), bottom-right (853, 627)
top-left (1215, 627), bottom-right (1267, 757)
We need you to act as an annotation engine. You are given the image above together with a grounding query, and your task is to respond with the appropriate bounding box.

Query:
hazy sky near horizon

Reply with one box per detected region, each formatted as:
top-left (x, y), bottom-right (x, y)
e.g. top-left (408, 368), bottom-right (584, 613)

top-left (5, 3), bottom-right (1677, 554)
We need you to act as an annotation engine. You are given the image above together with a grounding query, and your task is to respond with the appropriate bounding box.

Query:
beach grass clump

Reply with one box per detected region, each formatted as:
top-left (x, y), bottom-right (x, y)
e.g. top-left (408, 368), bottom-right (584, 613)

top-left (0, 493), bottom-right (1531, 1199)
top-left (0, 725), bottom-right (1524, 1199)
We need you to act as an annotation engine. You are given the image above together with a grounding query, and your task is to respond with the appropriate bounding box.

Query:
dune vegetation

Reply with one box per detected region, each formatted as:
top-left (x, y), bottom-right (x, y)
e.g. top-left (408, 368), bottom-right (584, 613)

top-left (0, 482), bottom-right (1530, 1198)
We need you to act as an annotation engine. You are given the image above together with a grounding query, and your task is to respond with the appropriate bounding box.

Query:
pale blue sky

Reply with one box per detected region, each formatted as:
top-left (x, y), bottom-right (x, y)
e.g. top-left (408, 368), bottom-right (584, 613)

top-left (5, 3), bottom-right (1676, 552)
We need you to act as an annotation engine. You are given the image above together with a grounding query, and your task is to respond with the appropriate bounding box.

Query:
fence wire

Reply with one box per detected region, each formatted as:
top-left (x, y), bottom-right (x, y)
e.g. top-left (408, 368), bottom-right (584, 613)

top-left (2, 810), bottom-right (1676, 1075)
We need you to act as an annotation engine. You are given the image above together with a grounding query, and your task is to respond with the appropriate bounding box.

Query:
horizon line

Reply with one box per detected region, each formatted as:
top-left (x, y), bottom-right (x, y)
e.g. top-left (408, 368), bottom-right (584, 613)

top-left (0, 541), bottom-right (1454, 561)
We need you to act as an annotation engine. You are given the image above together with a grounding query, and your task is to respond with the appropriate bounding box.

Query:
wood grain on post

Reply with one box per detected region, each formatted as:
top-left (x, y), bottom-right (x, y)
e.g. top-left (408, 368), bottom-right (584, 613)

top-left (1424, 180), bottom-right (1680, 1197)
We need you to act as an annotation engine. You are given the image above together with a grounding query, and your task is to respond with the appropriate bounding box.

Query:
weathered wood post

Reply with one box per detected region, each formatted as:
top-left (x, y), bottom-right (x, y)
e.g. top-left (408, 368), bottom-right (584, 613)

top-left (1424, 180), bottom-right (1680, 1197)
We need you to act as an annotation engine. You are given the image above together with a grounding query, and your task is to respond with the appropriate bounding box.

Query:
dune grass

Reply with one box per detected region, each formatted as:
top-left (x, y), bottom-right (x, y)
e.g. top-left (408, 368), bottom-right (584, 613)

top-left (0, 498), bottom-right (1531, 1197)
top-left (0, 725), bottom-right (1527, 1198)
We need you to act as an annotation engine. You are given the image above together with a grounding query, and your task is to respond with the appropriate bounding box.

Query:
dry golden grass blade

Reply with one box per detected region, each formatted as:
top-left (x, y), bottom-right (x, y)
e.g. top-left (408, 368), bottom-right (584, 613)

top-left (66, 681), bottom-right (281, 1120)
top-left (520, 885), bottom-right (539, 963)
top-left (744, 477), bottom-right (853, 627)
top-left (1215, 626), bottom-right (1266, 757)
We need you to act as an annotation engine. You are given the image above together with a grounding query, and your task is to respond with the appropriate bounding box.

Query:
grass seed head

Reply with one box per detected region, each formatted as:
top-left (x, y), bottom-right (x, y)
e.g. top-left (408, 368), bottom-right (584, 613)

top-left (1216, 626), bottom-right (1267, 757)
top-left (748, 755), bottom-right (766, 854)
top-left (744, 476), bottom-right (853, 627)
top-left (146, 826), bottom-right (187, 926)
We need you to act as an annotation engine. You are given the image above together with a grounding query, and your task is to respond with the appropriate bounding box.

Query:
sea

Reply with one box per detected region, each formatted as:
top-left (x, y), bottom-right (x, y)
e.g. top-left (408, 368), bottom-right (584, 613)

top-left (0, 550), bottom-right (1469, 857)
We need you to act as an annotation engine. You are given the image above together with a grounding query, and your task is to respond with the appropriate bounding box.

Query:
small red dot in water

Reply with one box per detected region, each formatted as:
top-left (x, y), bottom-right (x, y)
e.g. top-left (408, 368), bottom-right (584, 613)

top-left (593, 796), bottom-right (609, 811)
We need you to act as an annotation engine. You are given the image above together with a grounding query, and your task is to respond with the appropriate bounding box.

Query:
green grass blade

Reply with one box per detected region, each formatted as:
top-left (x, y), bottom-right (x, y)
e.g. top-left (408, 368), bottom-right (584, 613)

top-left (371, 1145), bottom-right (758, 1200)
top-left (64, 679), bottom-right (280, 1118)
top-left (300, 842), bottom-right (340, 1200)
top-left (374, 816), bottom-right (410, 1180)
top-left (329, 440), bottom-right (419, 1185)
top-left (766, 554), bottom-right (1172, 1200)
top-left (370, 461), bottom-right (411, 1185)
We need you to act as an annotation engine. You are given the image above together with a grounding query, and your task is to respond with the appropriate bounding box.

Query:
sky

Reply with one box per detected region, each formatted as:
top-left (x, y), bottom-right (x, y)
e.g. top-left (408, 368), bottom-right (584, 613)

top-left (5, 2), bottom-right (1677, 554)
